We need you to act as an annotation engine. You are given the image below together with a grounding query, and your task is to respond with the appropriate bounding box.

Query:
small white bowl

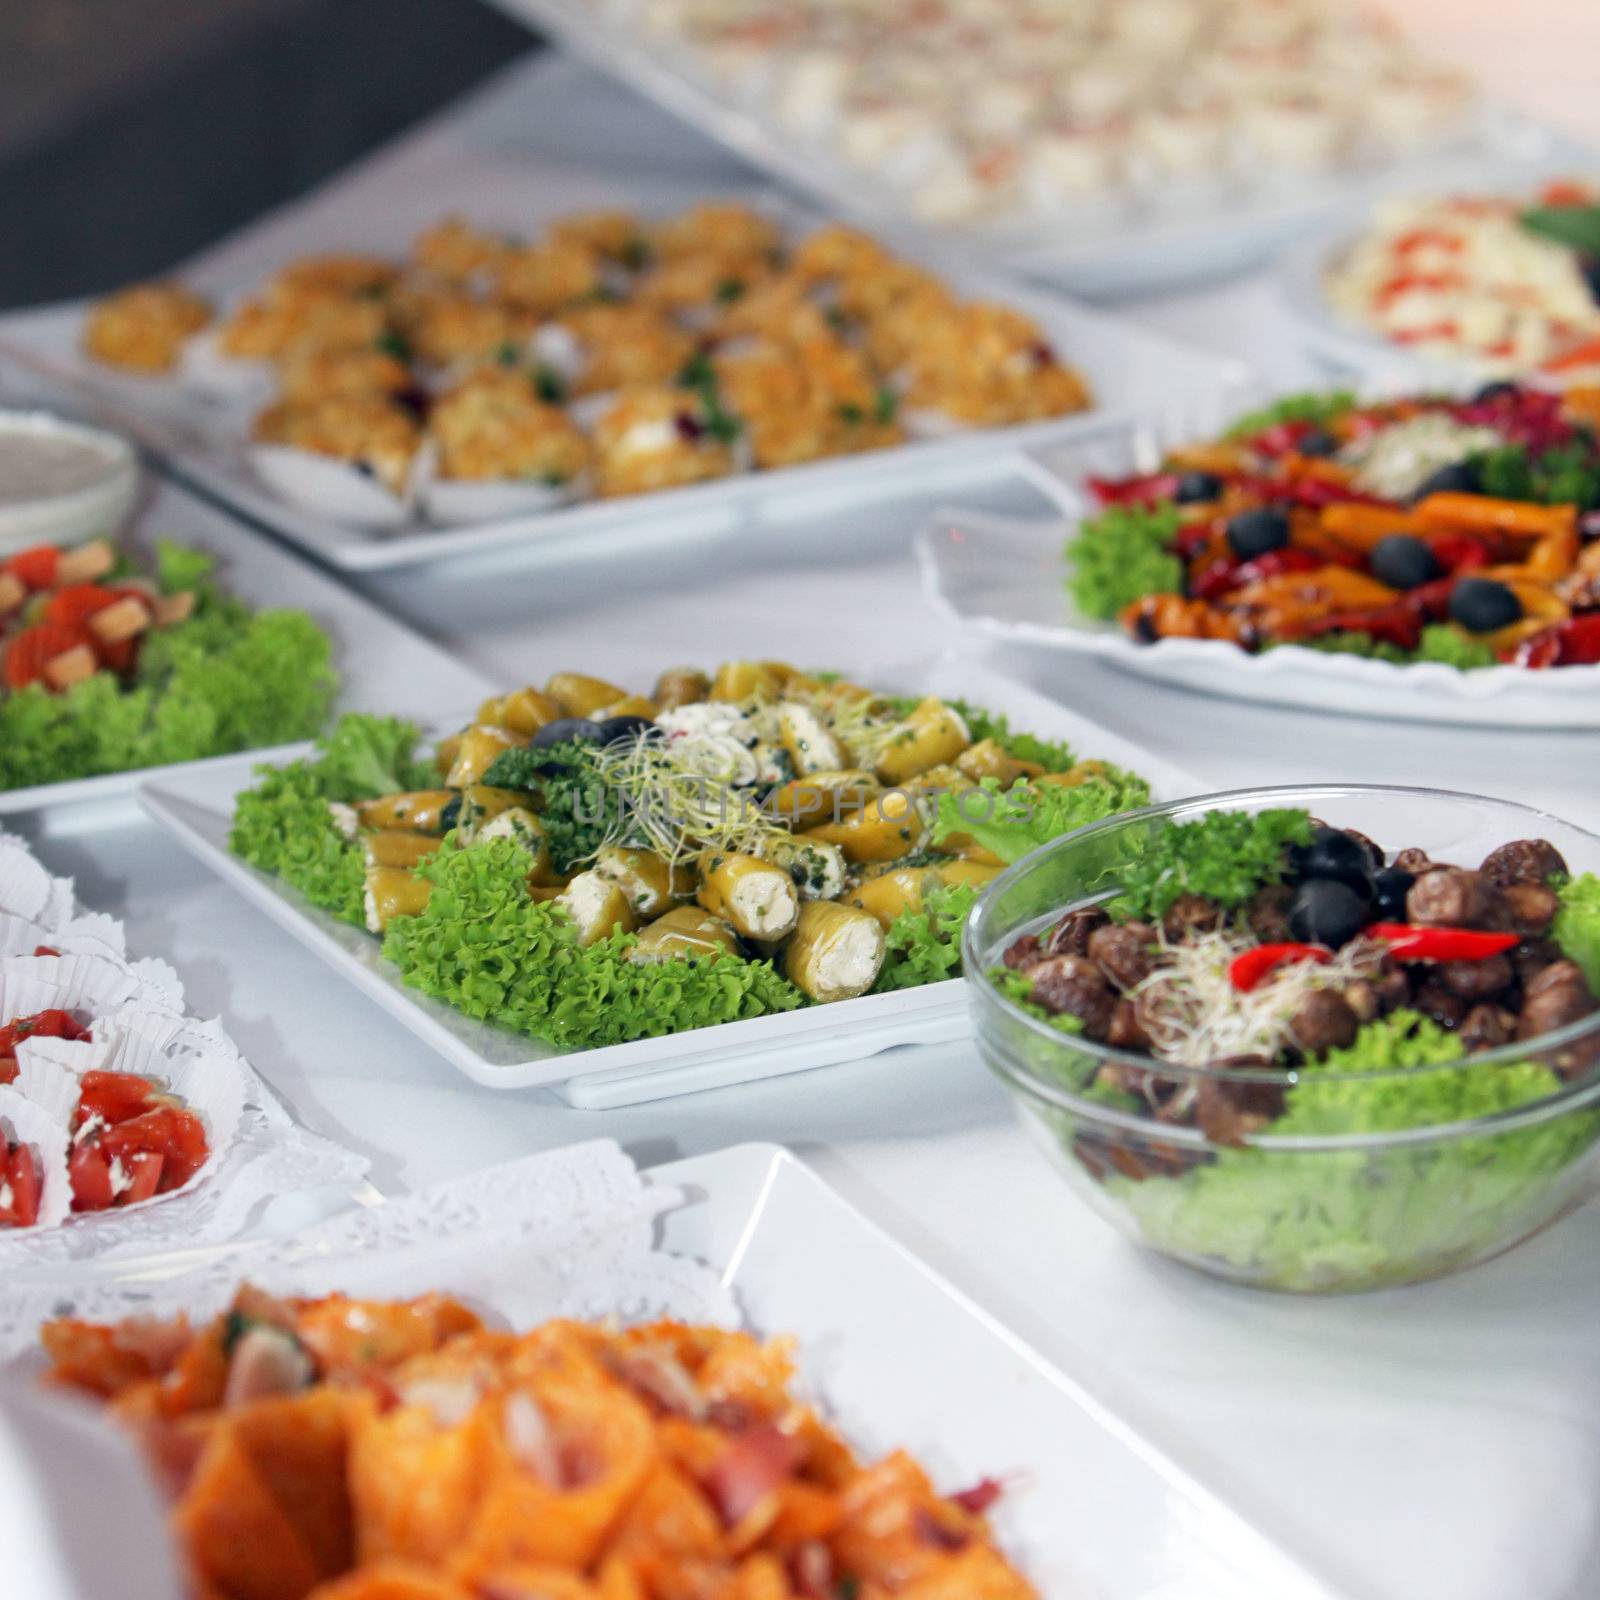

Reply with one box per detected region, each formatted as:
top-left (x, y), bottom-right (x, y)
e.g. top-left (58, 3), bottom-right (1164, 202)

top-left (0, 412), bottom-right (139, 552)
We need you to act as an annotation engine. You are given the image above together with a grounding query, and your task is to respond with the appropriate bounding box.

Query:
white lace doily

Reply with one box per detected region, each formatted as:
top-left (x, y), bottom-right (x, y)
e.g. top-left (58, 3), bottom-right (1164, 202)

top-left (0, 830), bottom-right (369, 1268)
top-left (0, 1140), bottom-right (732, 1360)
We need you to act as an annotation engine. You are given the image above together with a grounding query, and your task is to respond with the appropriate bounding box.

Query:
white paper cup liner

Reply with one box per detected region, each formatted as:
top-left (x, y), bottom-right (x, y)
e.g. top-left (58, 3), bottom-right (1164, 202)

top-left (12, 1054), bottom-right (80, 1125)
top-left (0, 838), bottom-right (70, 928)
top-left (0, 1085), bottom-right (71, 1231)
top-left (0, 913), bottom-right (52, 959)
top-left (128, 958), bottom-right (185, 1009)
top-left (14, 1030), bottom-right (104, 1081)
top-left (0, 972), bottom-right (78, 1027)
top-left (2, 953), bottom-right (138, 1013)
top-left (90, 1012), bottom-right (190, 1078)
top-left (421, 474), bottom-right (577, 525)
top-left (54, 913), bottom-right (127, 960)
top-left (250, 444), bottom-right (415, 528)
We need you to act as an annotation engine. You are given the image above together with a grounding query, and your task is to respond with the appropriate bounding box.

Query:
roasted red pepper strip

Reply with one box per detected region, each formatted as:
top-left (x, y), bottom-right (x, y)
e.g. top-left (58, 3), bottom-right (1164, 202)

top-left (1368, 924), bottom-right (1520, 960)
top-left (1087, 472), bottom-right (1182, 508)
top-left (1229, 942), bottom-right (1332, 991)
top-left (1552, 614), bottom-right (1600, 666)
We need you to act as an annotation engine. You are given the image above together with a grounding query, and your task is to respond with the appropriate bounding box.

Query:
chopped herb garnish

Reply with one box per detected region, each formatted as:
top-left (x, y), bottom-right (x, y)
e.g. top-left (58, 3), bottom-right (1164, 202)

top-left (715, 278), bottom-right (747, 304)
top-left (621, 236), bottom-right (652, 271)
top-left (838, 402), bottom-right (865, 426)
top-left (874, 385), bottom-right (898, 425)
top-left (533, 365), bottom-right (567, 403)
top-left (374, 330), bottom-right (413, 363)
top-left (495, 341), bottom-right (521, 367)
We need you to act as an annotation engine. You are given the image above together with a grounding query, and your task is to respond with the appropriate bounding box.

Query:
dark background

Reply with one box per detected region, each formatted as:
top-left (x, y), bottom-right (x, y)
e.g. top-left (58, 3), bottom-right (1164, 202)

top-left (0, 0), bottom-right (535, 309)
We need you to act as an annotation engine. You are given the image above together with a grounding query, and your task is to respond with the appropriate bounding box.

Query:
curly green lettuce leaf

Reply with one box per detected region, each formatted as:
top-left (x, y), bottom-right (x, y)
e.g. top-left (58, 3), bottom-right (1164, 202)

top-left (382, 839), bottom-right (803, 1048)
top-left (154, 538), bottom-right (216, 595)
top-left (1224, 390), bottom-right (1355, 439)
top-left (0, 597), bottom-right (335, 791)
top-left (873, 881), bottom-right (980, 993)
top-left (1112, 807), bottom-right (1313, 922)
top-left (1415, 624), bottom-right (1498, 670)
top-left (312, 711), bottom-right (434, 803)
top-left (230, 759), bottom-right (366, 925)
top-left (1100, 1012), bottom-right (1597, 1290)
top-left (1065, 503), bottom-right (1183, 621)
top-left (1554, 872), bottom-right (1600, 991)
top-left (931, 770), bottom-right (1152, 867)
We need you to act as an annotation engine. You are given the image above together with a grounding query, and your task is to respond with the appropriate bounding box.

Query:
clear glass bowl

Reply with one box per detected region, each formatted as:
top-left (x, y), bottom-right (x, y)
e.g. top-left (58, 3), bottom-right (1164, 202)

top-left (963, 785), bottom-right (1600, 1293)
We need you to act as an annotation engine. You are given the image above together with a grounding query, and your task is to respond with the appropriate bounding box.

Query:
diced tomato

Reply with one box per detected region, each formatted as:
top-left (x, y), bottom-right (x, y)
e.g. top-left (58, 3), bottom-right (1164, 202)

top-left (0, 1008), bottom-right (92, 1059)
top-left (43, 583), bottom-right (119, 632)
top-left (4, 545), bottom-right (61, 590)
top-left (32, 945), bottom-right (59, 957)
top-left (0, 1143), bottom-right (41, 1227)
top-left (100, 1106), bottom-right (208, 1191)
top-left (1542, 337), bottom-right (1600, 375)
top-left (122, 1151), bottom-right (165, 1204)
top-left (69, 1142), bottom-right (116, 1212)
top-left (0, 1060), bottom-right (17, 1087)
top-left (1374, 273), bottom-right (1465, 309)
top-left (3, 621), bottom-right (91, 689)
top-left (74, 1070), bottom-right (156, 1129)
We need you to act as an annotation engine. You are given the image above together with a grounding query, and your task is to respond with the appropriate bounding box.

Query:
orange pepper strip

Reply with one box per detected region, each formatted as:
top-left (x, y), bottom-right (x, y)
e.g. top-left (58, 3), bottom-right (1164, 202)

top-left (1232, 566), bottom-right (1398, 612)
top-left (1319, 502), bottom-right (1420, 550)
top-left (1413, 494), bottom-right (1577, 542)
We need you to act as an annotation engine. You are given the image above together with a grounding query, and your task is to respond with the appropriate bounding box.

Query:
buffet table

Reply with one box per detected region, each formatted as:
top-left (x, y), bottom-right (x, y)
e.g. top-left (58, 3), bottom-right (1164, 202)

top-left (6, 49), bottom-right (1600, 1600)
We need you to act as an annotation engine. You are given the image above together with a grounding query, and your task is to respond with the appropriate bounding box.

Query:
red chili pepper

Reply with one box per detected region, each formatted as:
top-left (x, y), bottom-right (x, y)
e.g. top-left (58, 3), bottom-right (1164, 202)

top-left (1284, 478), bottom-right (1391, 510)
top-left (1250, 420), bottom-right (1316, 456)
top-left (1229, 943), bottom-right (1332, 991)
top-left (1404, 576), bottom-right (1457, 621)
top-left (1368, 924), bottom-right (1520, 961)
top-left (1198, 546), bottom-right (1323, 599)
top-left (1087, 472), bottom-right (1181, 508)
top-left (1174, 520), bottom-right (1216, 560)
top-left (1190, 557), bottom-right (1241, 601)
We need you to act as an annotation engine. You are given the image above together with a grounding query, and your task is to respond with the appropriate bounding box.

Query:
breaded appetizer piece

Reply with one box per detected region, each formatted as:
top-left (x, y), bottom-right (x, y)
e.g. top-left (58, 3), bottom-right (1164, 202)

top-left (81, 282), bottom-right (212, 372)
top-left (277, 344), bottom-right (415, 406)
top-left (428, 370), bottom-right (591, 485)
top-left (490, 239), bottom-right (602, 314)
top-left (902, 303), bottom-right (1091, 425)
top-left (712, 272), bottom-right (834, 344)
top-left (396, 290), bottom-right (528, 369)
top-left (650, 201), bottom-right (783, 264)
top-left (556, 302), bottom-right (694, 395)
top-left (547, 209), bottom-right (651, 266)
top-left (592, 386), bottom-right (736, 497)
top-left (410, 216), bottom-right (511, 285)
top-left (635, 250), bottom-right (776, 314)
top-left (218, 293), bottom-right (389, 362)
top-left (790, 223), bottom-right (892, 286)
top-left (253, 395), bottom-right (421, 495)
top-left (267, 253), bottom-right (399, 301)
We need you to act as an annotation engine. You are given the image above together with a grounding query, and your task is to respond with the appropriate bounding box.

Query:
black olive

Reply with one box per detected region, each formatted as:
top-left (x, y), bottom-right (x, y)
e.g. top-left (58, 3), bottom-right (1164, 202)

top-left (1582, 257), bottom-right (1600, 307)
top-left (530, 717), bottom-right (606, 748)
top-left (1297, 428), bottom-right (1340, 458)
top-left (1291, 828), bottom-right (1375, 893)
top-left (1472, 380), bottom-right (1520, 404)
top-left (1449, 577), bottom-right (1523, 633)
top-left (1410, 459), bottom-right (1482, 500)
top-left (1288, 879), bottom-right (1371, 948)
top-left (1174, 470), bottom-right (1224, 504)
top-left (595, 714), bottom-right (659, 746)
top-left (1225, 506), bottom-right (1291, 560)
top-left (1370, 533), bottom-right (1443, 590)
top-left (1372, 866), bottom-right (1415, 921)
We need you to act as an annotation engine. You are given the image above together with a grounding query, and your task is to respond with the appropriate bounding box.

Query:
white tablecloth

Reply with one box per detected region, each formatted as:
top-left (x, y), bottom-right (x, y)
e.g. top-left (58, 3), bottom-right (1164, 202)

top-left (12, 51), bottom-right (1600, 1600)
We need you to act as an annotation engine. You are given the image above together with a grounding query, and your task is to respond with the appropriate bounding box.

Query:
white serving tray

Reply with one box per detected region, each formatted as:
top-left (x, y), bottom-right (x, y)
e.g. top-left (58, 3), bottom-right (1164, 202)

top-left (482, 0), bottom-right (1582, 297)
top-left (0, 474), bottom-right (497, 814)
top-left (136, 657), bottom-right (1201, 1107)
top-left (1, 1141), bottom-right (1345, 1600)
top-left (916, 379), bottom-right (1600, 729)
top-left (0, 227), bottom-right (1242, 573)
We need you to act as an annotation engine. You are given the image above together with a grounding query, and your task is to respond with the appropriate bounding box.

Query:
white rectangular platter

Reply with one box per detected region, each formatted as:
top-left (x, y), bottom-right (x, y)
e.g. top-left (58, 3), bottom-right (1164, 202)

top-left (0, 207), bottom-right (1241, 574)
top-left (2, 1141), bottom-right (1344, 1600)
top-left (481, 0), bottom-right (1581, 298)
top-left (0, 473), bottom-right (496, 815)
top-left (136, 657), bottom-right (1202, 1107)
